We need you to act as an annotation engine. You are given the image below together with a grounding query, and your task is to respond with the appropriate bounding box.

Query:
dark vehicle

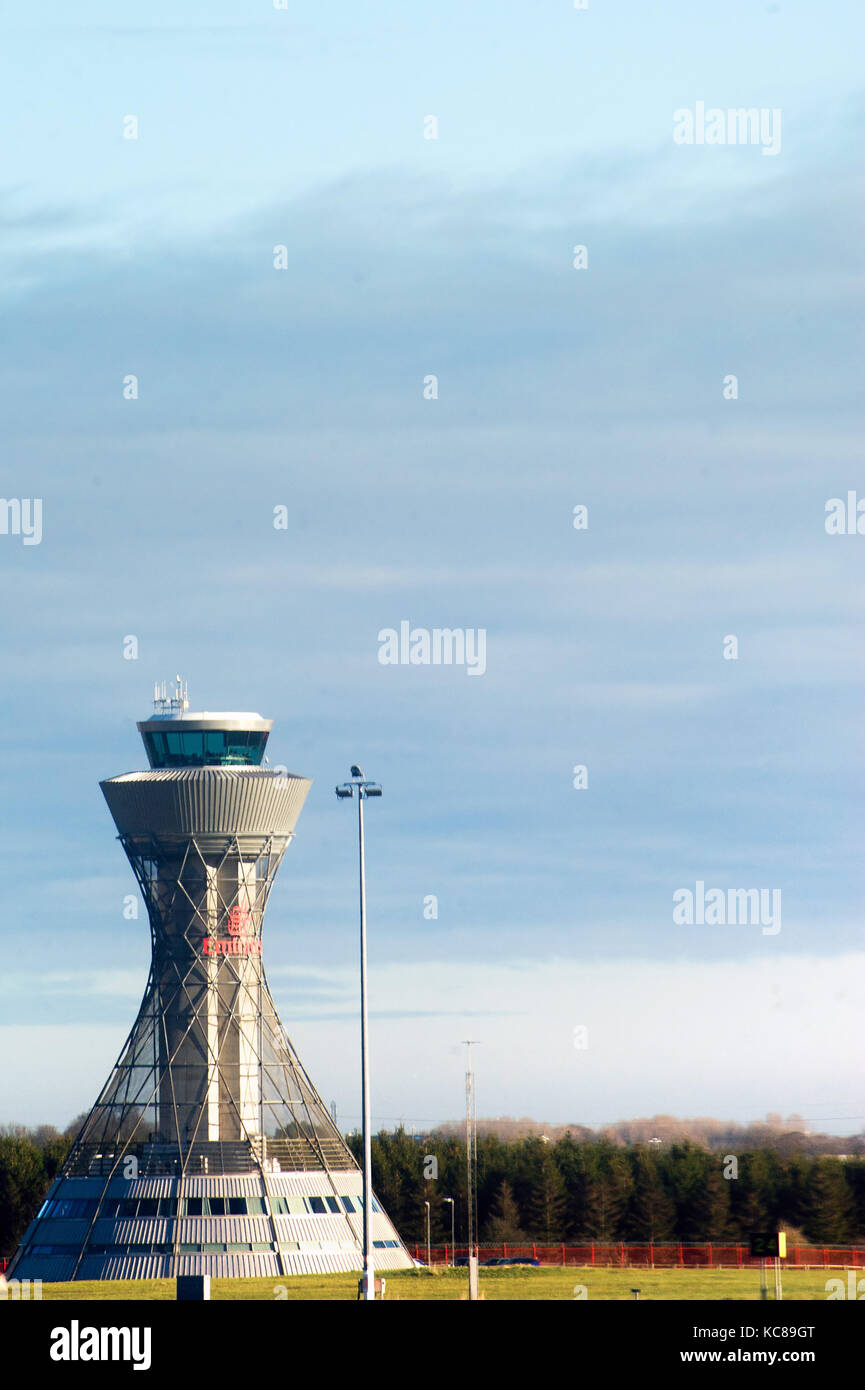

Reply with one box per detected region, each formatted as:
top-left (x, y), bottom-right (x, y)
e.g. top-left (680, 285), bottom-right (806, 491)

top-left (453, 1255), bottom-right (540, 1268)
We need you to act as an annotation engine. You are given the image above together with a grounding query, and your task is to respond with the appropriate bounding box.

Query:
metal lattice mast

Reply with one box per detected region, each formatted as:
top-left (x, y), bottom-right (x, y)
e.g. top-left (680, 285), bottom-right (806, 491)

top-left (463, 1040), bottom-right (480, 1257)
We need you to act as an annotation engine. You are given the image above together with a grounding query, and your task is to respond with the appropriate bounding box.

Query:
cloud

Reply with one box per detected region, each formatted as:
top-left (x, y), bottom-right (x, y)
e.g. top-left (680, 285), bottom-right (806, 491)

top-left (288, 951), bottom-right (865, 1134)
top-left (5, 952), bottom-right (860, 1133)
top-left (0, 970), bottom-right (143, 1002)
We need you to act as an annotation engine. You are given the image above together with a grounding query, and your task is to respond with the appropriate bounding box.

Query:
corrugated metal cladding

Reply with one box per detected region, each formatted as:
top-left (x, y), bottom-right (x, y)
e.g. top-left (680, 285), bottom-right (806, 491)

top-left (183, 1175), bottom-right (262, 1197)
top-left (175, 1253), bottom-right (281, 1279)
top-left (30, 1247), bottom-right (410, 1281)
top-left (107, 1176), bottom-right (178, 1199)
top-left (274, 1216), bottom-right (354, 1243)
top-left (91, 1218), bottom-right (174, 1245)
top-left (367, 1247), bottom-right (414, 1271)
top-left (101, 769), bottom-right (311, 838)
top-left (82, 1254), bottom-right (170, 1281)
top-left (177, 1217), bottom-right (272, 1243)
top-left (268, 1173), bottom-right (362, 1197)
top-left (282, 1251), bottom-right (361, 1276)
top-left (277, 1249), bottom-right (411, 1276)
top-left (337, 1211), bottom-right (407, 1243)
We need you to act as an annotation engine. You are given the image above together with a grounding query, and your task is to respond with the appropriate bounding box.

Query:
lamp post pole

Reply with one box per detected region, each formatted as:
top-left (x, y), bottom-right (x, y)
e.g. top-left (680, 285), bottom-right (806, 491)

top-left (444, 1196), bottom-right (455, 1266)
top-left (336, 767), bottom-right (382, 1302)
top-left (357, 784), bottom-right (373, 1299)
top-left (424, 1200), bottom-right (431, 1268)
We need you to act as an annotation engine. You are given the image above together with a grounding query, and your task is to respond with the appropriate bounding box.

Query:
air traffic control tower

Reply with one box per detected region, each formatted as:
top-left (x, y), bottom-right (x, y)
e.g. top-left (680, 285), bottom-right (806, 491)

top-left (9, 683), bottom-right (412, 1281)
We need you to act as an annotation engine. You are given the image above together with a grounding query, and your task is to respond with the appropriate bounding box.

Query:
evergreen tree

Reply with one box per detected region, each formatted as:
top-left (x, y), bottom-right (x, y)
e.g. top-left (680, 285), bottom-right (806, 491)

top-left (553, 1134), bottom-right (593, 1240)
top-left (527, 1150), bottom-right (566, 1242)
top-left (728, 1151), bottom-right (778, 1241)
top-left (802, 1160), bottom-right (856, 1244)
top-left (583, 1176), bottom-right (620, 1241)
top-left (697, 1166), bottom-right (733, 1241)
top-left (844, 1159), bottom-right (865, 1243)
top-left (483, 1179), bottom-right (527, 1244)
top-left (623, 1149), bottom-right (677, 1242)
top-left (664, 1143), bottom-right (730, 1242)
top-left (781, 1155), bottom-right (811, 1234)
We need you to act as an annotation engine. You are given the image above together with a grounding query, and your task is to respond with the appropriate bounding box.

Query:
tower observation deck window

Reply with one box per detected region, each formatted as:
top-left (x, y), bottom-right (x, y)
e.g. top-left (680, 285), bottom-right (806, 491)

top-left (142, 729), bottom-right (267, 768)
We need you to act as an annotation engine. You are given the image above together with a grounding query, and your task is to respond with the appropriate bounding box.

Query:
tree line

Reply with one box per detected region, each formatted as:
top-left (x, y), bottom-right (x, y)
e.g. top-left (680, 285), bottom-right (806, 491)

top-left (0, 1126), bottom-right (72, 1259)
top-left (348, 1129), bottom-right (865, 1250)
top-left (2, 1124), bottom-right (863, 1259)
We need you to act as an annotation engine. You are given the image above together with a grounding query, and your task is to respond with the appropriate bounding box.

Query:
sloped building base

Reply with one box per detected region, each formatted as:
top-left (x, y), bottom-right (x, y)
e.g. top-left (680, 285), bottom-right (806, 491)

top-left (11, 1170), bottom-right (413, 1282)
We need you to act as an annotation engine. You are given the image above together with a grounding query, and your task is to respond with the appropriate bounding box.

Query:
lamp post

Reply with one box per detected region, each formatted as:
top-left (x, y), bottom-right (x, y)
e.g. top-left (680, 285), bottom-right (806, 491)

top-left (443, 1196), bottom-right (455, 1266)
top-left (424, 1199), bottom-right (431, 1268)
top-left (336, 765), bottom-right (382, 1302)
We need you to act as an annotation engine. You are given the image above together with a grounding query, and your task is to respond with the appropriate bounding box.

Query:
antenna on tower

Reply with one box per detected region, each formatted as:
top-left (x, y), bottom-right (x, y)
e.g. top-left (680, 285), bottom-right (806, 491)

top-left (152, 676), bottom-right (189, 714)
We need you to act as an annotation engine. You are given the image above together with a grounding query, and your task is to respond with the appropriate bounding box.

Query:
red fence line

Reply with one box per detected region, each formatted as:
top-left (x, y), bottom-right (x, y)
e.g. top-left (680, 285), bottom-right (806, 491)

top-left (412, 1242), bottom-right (865, 1269)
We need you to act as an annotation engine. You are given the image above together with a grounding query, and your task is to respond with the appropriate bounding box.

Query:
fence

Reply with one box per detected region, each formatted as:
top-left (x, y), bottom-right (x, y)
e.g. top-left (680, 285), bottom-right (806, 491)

top-left (412, 1243), bottom-right (865, 1270)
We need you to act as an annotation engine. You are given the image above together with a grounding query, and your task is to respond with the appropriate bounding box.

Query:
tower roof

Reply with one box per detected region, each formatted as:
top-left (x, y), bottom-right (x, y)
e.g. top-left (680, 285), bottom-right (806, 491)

top-left (139, 711), bottom-right (271, 726)
top-left (138, 679), bottom-right (274, 768)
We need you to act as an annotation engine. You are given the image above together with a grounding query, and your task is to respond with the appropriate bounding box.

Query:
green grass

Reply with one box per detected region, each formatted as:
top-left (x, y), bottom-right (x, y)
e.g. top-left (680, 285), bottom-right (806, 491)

top-left (34, 1266), bottom-right (844, 1301)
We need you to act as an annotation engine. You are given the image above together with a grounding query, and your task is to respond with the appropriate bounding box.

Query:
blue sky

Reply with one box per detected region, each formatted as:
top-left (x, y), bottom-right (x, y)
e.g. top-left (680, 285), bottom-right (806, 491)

top-left (0, 1), bottom-right (862, 1135)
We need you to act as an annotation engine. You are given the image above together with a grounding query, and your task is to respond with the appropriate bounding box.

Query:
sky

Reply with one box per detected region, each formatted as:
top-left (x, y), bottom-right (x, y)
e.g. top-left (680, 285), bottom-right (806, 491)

top-left (0, 1), bottom-right (862, 1137)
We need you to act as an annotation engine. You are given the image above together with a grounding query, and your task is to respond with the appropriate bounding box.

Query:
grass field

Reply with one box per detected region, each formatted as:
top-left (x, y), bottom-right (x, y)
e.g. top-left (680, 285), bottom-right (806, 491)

top-left (31, 1266), bottom-right (845, 1301)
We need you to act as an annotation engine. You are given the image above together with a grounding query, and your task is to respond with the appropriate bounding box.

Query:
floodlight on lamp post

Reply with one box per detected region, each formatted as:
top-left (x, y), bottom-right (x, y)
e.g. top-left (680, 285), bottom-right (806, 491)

top-left (335, 766), bottom-right (382, 1302)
